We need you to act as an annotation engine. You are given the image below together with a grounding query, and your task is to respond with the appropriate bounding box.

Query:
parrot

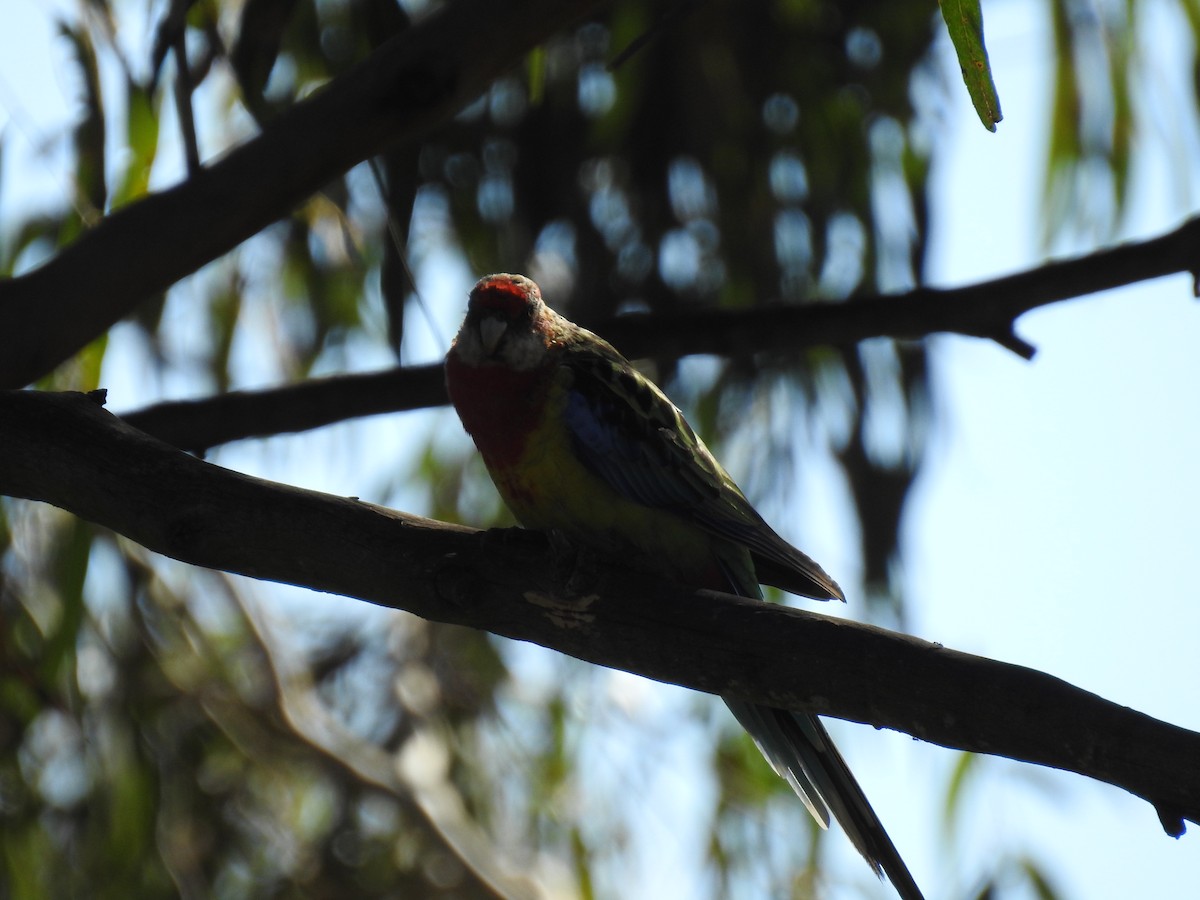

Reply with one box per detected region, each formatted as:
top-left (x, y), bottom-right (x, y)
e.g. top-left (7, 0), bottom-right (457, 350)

top-left (445, 273), bottom-right (924, 900)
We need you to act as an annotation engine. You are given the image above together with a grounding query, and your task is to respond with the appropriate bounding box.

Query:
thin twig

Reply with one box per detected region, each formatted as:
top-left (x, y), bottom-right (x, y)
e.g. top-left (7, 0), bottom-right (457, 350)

top-left (120, 214), bottom-right (1200, 451)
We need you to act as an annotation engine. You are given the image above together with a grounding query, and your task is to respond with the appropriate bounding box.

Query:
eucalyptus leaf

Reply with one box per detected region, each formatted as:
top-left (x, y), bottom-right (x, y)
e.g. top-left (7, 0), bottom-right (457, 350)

top-left (939, 0), bottom-right (1004, 131)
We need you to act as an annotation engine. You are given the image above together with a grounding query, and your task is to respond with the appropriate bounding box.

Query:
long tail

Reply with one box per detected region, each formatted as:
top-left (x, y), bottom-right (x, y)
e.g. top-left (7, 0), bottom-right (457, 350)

top-left (724, 698), bottom-right (925, 900)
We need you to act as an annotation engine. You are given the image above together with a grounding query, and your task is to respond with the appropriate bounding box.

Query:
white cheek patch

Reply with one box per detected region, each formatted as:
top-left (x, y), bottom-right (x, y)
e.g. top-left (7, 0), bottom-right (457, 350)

top-left (450, 323), bottom-right (486, 366)
top-left (503, 331), bottom-right (550, 370)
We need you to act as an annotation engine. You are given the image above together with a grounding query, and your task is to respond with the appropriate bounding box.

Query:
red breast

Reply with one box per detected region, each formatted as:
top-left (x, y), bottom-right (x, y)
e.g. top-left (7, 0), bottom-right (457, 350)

top-left (445, 351), bottom-right (549, 469)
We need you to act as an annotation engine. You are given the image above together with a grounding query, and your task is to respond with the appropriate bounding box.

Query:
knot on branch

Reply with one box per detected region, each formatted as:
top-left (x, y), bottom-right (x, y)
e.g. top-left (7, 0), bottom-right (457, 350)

top-left (431, 554), bottom-right (486, 611)
top-left (521, 589), bottom-right (599, 630)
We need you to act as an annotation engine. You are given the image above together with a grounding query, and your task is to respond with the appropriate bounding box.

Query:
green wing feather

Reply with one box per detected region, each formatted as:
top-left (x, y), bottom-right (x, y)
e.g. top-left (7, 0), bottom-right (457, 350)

top-left (558, 337), bottom-right (843, 601)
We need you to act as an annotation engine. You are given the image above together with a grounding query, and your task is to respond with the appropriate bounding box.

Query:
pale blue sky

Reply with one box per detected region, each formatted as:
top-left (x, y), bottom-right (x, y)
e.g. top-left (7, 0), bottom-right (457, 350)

top-left (2, 1), bottom-right (1199, 898)
top-left (911, 1), bottom-right (1200, 896)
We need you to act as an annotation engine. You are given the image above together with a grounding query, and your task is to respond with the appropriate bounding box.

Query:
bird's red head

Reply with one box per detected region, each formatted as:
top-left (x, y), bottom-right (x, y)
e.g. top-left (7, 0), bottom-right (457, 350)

top-left (451, 273), bottom-right (558, 370)
top-left (469, 273), bottom-right (541, 319)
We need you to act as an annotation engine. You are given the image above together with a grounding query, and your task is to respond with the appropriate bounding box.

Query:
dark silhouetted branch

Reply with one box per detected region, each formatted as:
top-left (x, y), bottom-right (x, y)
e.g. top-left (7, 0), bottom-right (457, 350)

top-left (122, 214), bottom-right (1200, 451)
top-left (3, 388), bottom-right (1198, 839)
top-left (123, 365), bottom-right (447, 453)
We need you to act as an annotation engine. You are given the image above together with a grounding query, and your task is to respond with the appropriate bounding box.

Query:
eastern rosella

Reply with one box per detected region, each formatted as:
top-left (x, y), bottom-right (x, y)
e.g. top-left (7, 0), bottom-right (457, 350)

top-left (445, 273), bottom-right (923, 900)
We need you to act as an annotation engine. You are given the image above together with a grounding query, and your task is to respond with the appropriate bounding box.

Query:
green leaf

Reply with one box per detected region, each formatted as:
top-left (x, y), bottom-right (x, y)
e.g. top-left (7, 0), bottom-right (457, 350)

top-left (570, 825), bottom-right (595, 900)
top-left (527, 46), bottom-right (546, 106)
top-left (111, 78), bottom-right (161, 209)
top-left (73, 332), bottom-right (109, 393)
top-left (1021, 858), bottom-right (1065, 900)
top-left (1041, 0), bottom-right (1079, 242)
top-left (939, 0), bottom-right (1004, 131)
top-left (941, 749), bottom-right (980, 837)
top-left (38, 518), bottom-right (93, 683)
top-left (2, 822), bottom-right (54, 900)
top-left (57, 21), bottom-right (107, 220)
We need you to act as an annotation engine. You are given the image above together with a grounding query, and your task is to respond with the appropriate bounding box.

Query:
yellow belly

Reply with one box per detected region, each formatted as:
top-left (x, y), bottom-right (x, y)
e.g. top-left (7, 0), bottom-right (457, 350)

top-left (489, 400), bottom-right (742, 590)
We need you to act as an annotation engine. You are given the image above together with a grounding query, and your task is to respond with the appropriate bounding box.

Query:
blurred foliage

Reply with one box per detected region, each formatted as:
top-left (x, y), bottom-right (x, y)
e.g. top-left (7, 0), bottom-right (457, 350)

top-left (2, 0), bottom-right (1199, 897)
top-left (1042, 0), bottom-right (1190, 244)
top-left (0, 508), bottom-right (507, 898)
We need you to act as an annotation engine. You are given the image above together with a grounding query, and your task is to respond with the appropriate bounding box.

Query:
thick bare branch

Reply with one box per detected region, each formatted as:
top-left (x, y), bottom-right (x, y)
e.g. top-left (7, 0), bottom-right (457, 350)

top-left (0, 0), bottom-right (612, 389)
top-left (2, 388), bottom-right (1198, 838)
top-left (123, 214), bottom-right (1200, 451)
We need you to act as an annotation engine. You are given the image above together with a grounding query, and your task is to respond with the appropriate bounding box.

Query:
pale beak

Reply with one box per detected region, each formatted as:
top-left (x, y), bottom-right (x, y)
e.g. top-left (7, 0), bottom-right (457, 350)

top-left (479, 317), bottom-right (507, 356)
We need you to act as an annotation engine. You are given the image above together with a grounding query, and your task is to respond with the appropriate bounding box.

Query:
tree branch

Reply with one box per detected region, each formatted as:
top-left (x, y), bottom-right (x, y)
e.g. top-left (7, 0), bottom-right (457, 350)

top-left (3, 388), bottom-right (1197, 839)
top-left (122, 214), bottom-right (1200, 452)
top-left (0, 0), bottom-right (612, 389)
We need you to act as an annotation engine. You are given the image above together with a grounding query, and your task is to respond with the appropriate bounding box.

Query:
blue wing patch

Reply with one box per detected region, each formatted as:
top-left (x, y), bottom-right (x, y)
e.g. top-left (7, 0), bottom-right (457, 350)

top-left (563, 380), bottom-right (700, 509)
